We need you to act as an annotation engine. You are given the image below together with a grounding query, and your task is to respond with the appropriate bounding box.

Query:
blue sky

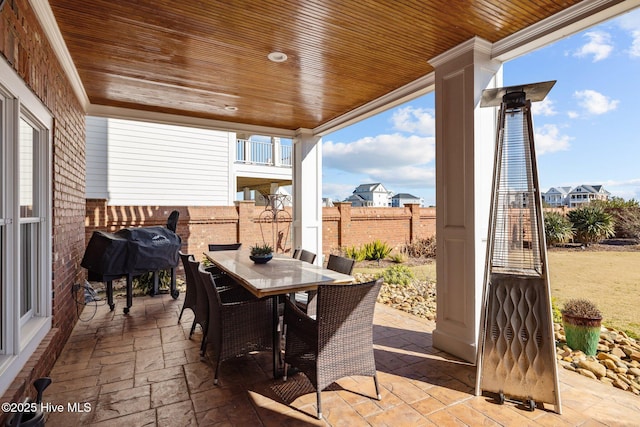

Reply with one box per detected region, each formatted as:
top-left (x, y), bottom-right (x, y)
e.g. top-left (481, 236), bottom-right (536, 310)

top-left (322, 7), bottom-right (640, 207)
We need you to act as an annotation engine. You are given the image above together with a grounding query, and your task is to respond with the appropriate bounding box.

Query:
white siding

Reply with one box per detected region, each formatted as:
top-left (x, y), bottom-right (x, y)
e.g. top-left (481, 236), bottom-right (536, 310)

top-left (86, 117), bottom-right (233, 205)
top-left (86, 116), bottom-right (109, 199)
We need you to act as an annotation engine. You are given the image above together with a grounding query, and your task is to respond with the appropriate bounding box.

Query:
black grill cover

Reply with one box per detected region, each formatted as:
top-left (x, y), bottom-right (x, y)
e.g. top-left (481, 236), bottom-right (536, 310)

top-left (82, 226), bottom-right (181, 276)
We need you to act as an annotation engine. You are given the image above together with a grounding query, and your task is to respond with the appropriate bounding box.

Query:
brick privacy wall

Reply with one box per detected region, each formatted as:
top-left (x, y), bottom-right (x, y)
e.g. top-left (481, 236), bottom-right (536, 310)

top-left (0, 0), bottom-right (87, 421)
top-left (85, 200), bottom-right (437, 260)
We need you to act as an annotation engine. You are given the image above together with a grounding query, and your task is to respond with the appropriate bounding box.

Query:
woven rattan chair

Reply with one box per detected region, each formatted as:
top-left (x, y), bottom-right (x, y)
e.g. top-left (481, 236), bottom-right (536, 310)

top-left (197, 265), bottom-right (273, 384)
top-left (186, 258), bottom-right (211, 352)
top-left (283, 278), bottom-right (383, 419)
top-left (298, 249), bottom-right (316, 264)
top-left (207, 243), bottom-right (242, 251)
top-left (302, 254), bottom-right (357, 315)
top-left (178, 252), bottom-right (196, 324)
top-left (178, 252), bottom-right (206, 339)
top-left (206, 243), bottom-right (242, 289)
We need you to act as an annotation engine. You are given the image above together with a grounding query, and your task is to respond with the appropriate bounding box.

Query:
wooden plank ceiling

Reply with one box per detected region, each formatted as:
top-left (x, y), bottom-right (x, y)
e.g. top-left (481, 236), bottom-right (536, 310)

top-left (49, 0), bottom-right (584, 131)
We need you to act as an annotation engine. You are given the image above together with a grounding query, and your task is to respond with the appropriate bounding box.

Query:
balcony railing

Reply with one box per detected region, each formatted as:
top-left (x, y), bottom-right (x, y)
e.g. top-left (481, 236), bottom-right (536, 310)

top-left (236, 139), bottom-right (292, 167)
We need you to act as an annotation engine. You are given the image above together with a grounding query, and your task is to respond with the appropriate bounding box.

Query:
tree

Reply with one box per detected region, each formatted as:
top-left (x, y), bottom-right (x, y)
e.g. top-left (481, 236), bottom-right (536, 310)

top-left (544, 211), bottom-right (573, 246)
top-left (567, 205), bottom-right (614, 244)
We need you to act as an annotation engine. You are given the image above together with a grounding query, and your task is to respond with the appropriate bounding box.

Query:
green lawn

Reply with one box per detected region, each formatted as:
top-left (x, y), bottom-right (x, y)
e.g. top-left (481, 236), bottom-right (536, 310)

top-left (355, 251), bottom-right (640, 338)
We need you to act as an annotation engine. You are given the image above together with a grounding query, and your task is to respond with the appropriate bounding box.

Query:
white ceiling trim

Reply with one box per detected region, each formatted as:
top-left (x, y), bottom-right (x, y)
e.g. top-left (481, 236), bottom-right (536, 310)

top-left (29, 0), bottom-right (89, 110)
top-left (492, 0), bottom-right (640, 62)
top-left (313, 72), bottom-right (435, 136)
top-left (87, 104), bottom-right (297, 138)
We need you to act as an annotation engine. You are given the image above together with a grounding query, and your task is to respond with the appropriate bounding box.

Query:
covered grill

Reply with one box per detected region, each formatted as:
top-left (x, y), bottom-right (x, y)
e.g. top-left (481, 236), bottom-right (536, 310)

top-left (82, 212), bottom-right (181, 313)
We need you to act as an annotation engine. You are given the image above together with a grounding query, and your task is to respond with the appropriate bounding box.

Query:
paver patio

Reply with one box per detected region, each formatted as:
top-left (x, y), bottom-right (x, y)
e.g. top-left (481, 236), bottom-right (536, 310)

top-left (43, 292), bottom-right (639, 426)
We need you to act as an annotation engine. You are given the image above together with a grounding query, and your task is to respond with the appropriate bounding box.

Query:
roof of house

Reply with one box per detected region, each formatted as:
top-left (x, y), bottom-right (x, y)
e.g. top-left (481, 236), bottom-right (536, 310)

top-left (545, 186), bottom-right (572, 194)
top-left (570, 185), bottom-right (610, 194)
top-left (353, 183), bottom-right (388, 193)
top-left (392, 193), bottom-right (421, 200)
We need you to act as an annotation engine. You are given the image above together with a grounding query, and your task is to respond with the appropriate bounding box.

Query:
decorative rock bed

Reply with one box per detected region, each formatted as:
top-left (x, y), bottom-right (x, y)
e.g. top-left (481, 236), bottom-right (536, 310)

top-left (356, 272), bottom-right (640, 397)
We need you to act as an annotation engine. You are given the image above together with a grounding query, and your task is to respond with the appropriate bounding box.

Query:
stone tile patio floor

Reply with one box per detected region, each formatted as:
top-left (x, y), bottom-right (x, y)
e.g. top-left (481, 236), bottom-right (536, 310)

top-left (43, 293), bottom-right (639, 426)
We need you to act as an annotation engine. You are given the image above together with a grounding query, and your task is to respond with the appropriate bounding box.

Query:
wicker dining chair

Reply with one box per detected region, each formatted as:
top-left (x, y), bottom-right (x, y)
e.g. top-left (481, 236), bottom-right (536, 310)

top-left (197, 264), bottom-right (273, 384)
top-left (206, 243), bottom-right (242, 289)
top-left (283, 278), bottom-right (383, 420)
top-left (185, 258), bottom-right (211, 352)
top-left (207, 243), bottom-right (242, 251)
top-left (301, 254), bottom-right (357, 315)
top-left (178, 252), bottom-right (206, 339)
top-left (298, 249), bottom-right (317, 264)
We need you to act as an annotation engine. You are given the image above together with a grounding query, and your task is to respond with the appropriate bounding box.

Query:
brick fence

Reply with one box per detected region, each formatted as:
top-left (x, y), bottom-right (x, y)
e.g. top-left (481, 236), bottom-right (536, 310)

top-left (85, 199), bottom-right (437, 259)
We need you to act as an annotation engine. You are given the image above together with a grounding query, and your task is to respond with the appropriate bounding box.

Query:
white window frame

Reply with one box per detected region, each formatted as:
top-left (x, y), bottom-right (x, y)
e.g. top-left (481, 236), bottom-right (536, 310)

top-left (0, 57), bottom-right (53, 396)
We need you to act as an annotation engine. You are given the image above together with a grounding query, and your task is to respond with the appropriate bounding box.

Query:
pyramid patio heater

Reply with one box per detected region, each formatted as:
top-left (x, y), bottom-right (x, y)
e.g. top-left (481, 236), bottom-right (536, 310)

top-left (476, 81), bottom-right (562, 414)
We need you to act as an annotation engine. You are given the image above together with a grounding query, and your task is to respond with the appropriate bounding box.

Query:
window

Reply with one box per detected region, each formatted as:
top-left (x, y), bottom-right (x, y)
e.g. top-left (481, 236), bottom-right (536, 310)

top-left (0, 58), bottom-right (52, 395)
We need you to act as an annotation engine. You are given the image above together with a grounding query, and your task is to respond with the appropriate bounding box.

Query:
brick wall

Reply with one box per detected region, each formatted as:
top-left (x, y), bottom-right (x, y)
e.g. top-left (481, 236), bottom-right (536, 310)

top-left (85, 199), bottom-right (437, 260)
top-left (0, 0), bottom-right (87, 421)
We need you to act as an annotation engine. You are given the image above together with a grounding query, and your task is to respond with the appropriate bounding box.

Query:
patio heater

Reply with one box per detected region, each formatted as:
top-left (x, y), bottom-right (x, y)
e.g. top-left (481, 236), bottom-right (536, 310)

top-left (475, 81), bottom-right (562, 414)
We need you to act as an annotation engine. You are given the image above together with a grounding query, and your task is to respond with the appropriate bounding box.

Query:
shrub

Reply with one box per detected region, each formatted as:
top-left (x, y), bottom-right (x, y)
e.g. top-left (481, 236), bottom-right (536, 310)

top-left (381, 265), bottom-right (414, 286)
top-left (402, 236), bottom-right (436, 258)
top-left (389, 253), bottom-right (406, 263)
top-left (567, 205), bottom-right (614, 244)
top-left (561, 298), bottom-right (602, 319)
top-left (608, 207), bottom-right (640, 240)
top-left (344, 245), bottom-right (366, 262)
top-left (362, 240), bottom-right (391, 261)
top-left (551, 297), bottom-right (562, 323)
top-left (543, 211), bottom-right (574, 246)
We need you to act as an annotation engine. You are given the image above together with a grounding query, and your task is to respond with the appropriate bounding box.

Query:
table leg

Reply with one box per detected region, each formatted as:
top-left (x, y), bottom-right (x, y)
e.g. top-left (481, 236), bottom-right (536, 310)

top-left (272, 295), bottom-right (283, 378)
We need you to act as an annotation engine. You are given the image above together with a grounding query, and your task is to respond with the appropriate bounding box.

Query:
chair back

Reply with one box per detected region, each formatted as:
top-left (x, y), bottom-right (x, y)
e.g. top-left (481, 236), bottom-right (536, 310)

top-left (326, 254), bottom-right (355, 275)
top-left (299, 249), bottom-right (317, 264)
top-left (208, 243), bottom-right (242, 251)
top-left (316, 279), bottom-right (382, 338)
top-left (179, 251), bottom-right (198, 309)
top-left (292, 248), bottom-right (302, 259)
top-left (187, 257), bottom-right (209, 328)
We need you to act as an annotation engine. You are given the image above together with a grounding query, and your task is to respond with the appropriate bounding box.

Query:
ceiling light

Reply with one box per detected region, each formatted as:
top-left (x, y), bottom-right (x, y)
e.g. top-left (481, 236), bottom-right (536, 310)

top-left (224, 105), bottom-right (238, 111)
top-left (268, 52), bottom-right (288, 63)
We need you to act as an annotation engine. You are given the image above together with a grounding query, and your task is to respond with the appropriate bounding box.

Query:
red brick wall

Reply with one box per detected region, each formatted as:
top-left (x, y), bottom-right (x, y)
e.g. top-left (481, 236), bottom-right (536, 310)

top-left (0, 0), bottom-right (86, 420)
top-left (85, 200), bottom-right (437, 259)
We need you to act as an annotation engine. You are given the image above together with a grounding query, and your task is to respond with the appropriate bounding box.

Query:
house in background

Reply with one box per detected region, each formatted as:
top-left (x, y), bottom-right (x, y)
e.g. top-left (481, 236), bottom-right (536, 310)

top-left (542, 185), bottom-right (610, 208)
top-left (542, 186), bottom-right (572, 207)
top-left (344, 183), bottom-right (393, 207)
top-left (392, 193), bottom-right (424, 207)
top-left (568, 185), bottom-right (610, 207)
top-left (86, 117), bottom-right (292, 206)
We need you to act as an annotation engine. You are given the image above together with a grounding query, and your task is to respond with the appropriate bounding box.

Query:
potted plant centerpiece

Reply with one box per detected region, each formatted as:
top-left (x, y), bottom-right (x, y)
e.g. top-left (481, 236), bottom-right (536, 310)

top-left (250, 243), bottom-right (273, 264)
top-left (561, 298), bottom-right (602, 356)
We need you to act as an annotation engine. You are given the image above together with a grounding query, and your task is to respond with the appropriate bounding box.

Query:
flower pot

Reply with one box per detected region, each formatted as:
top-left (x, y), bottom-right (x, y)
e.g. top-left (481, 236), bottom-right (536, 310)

top-left (250, 254), bottom-right (273, 264)
top-left (562, 313), bottom-right (602, 356)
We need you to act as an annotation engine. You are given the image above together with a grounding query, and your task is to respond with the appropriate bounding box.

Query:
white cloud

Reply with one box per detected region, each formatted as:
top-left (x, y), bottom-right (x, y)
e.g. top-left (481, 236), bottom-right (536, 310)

top-left (322, 182), bottom-right (355, 201)
top-left (534, 124), bottom-right (572, 155)
top-left (391, 106), bottom-right (435, 136)
top-left (323, 134), bottom-right (435, 173)
top-left (532, 98), bottom-right (557, 116)
top-left (567, 111), bottom-right (579, 119)
top-left (574, 89), bottom-right (619, 115)
top-left (573, 31), bottom-right (613, 62)
top-left (617, 9), bottom-right (640, 57)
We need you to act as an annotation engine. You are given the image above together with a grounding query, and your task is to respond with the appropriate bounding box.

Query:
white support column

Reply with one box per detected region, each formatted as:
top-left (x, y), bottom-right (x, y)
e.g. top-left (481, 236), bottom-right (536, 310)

top-left (292, 129), bottom-right (322, 264)
top-left (430, 37), bottom-right (503, 363)
top-left (271, 136), bottom-right (281, 167)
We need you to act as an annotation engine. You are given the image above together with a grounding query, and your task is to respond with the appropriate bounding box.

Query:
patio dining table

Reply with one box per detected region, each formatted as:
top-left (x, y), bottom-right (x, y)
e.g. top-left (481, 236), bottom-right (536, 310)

top-left (204, 249), bottom-right (354, 377)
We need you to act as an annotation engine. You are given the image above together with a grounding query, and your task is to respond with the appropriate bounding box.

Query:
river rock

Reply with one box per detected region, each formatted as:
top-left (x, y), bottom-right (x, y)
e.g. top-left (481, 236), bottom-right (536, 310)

top-left (578, 360), bottom-right (606, 378)
top-left (611, 346), bottom-right (627, 359)
top-left (578, 368), bottom-right (597, 380)
top-left (613, 378), bottom-right (630, 391)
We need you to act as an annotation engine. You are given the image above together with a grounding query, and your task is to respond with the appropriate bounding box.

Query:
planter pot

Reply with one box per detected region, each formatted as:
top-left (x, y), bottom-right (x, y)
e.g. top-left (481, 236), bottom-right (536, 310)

top-left (250, 254), bottom-right (273, 264)
top-left (562, 313), bottom-right (602, 356)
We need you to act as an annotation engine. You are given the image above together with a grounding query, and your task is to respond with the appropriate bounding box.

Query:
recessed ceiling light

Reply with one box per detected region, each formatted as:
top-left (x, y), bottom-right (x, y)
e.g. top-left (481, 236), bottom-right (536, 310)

top-left (268, 52), bottom-right (288, 63)
top-left (224, 105), bottom-right (238, 111)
